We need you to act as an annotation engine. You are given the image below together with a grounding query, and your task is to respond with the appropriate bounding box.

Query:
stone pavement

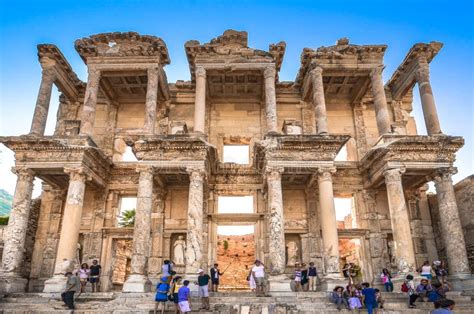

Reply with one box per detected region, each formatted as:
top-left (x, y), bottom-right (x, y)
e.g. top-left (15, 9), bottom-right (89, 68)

top-left (0, 291), bottom-right (473, 313)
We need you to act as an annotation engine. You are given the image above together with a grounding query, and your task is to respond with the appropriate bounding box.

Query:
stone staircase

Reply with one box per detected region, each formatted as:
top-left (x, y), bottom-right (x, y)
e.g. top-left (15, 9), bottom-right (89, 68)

top-left (0, 291), bottom-right (473, 313)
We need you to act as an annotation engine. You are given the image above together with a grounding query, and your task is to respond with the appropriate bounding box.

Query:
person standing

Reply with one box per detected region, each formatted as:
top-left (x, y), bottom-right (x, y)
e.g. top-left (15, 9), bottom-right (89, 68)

top-left (251, 260), bottom-right (266, 297)
top-left (308, 262), bottom-right (318, 291)
top-left (361, 282), bottom-right (378, 314)
top-left (170, 276), bottom-right (183, 314)
top-left (196, 269), bottom-right (211, 310)
top-left (247, 267), bottom-right (256, 292)
top-left (380, 268), bottom-right (393, 292)
top-left (154, 276), bottom-right (171, 314)
top-left (210, 263), bottom-right (223, 292)
top-left (162, 260), bottom-right (175, 276)
top-left (301, 263), bottom-right (309, 291)
top-left (178, 280), bottom-right (191, 313)
top-left (293, 263), bottom-right (302, 291)
top-left (419, 260), bottom-right (433, 280)
top-left (89, 259), bottom-right (101, 292)
top-left (77, 263), bottom-right (90, 293)
top-left (61, 272), bottom-right (81, 310)
top-left (405, 274), bottom-right (418, 308)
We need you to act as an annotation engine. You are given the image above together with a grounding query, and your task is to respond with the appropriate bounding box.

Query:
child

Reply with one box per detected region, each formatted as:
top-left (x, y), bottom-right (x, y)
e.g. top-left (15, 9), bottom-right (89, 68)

top-left (154, 276), bottom-right (171, 314)
top-left (294, 264), bottom-right (302, 292)
top-left (380, 268), bottom-right (393, 292)
top-left (415, 278), bottom-right (433, 300)
top-left (348, 290), bottom-right (363, 311)
top-left (177, 280), bottom-right (191, 313)
top-left (405, 274), bottom-right (418, 308)
top-left (361, 282), bottom-right (378, 314)
top-left (170, 276), bottom-right (182, 314)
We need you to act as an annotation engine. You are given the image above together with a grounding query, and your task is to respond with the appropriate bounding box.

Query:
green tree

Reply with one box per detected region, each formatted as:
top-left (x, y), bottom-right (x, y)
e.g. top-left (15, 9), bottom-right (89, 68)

top-left (119, 209), bottom-right (135, 227)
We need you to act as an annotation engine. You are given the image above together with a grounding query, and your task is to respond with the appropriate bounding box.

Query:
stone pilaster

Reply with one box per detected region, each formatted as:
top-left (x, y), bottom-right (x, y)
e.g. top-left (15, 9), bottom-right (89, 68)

top-left (433, 168), bottom-right (470, 276)
top-left (310, 66), bottom-right (328, 134)
top-left (352, 103), bottom-right (369, 158)
top-left (185, 167), bottom-right (206, 274)
top-left (143, 66), bottom-right (159, 134)
top-left (264, 65), bottom-right (278, 134)
top-left (265, 166), bottom-right (285, 275)
top-left (317, 167), bottom-right (340, 276)
top-left (79, 67), bottom-right (101, 136)
top-left (415, 61), bottom-right (442, 135)
top-left (0, 167), bottom-right (35, 293)
top-left (370, 66), bottom-right (391, 136)
top-left (30, 67), bottom-right (56, 136)
top-left (123, 167), bottom-right (154, 292)
top-left (43, 167), bottom-right (88, 292)
top-left (194, 66), bottom-right (206, 134)
top-left (383, 168), bottom-right (416, 274)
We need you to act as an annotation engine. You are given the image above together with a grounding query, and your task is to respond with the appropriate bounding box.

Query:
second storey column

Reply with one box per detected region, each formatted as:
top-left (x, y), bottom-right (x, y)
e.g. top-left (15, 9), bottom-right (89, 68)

top-left (310, 66), bottom-right (329, 134)
top-left (80, 67), bottom-right (101, 136)
top-left (194, 66), bottom-right (206, 134)
top-left (370, 66), bottom-right (391, 136)
top-left (144, 66), bottom-right (159, 134)
top-left (415, 61), bottom-right (442, 135)
top-left (264, 65), bottom-right (278, 134)
top-left (30, 66), bottom-right (56, 136)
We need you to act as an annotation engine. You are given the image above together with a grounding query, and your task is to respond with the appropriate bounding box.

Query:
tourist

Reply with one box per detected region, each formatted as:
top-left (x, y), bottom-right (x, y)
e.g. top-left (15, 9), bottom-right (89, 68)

top-left (419, 260), bottom-right (434, 280)
top-left (416, 278), bottom-right (433, 300)
top-left (170, 276), bottom-right (183, 314)
top-left (301, 263), bottom-right (309, 291)
top-left (162, 260), bottom-right (175, 276)
top-left (431, 299), bottom-right (456, 314)
top-left (428, 282), bottom-right (450, 303)
top-left (196, 269), bottom-right (211, 310)
top-left (380, 268), bottom-right (393, 292)
top-left (434, 260), bottom-right (448, 284)
top-left (308, 262), bottom-right (318, 291)
top-left (154, 276), bottom-right (171, 314)
top-left (348, 290), bottom-right (362, 311)
top-left (330, 286), bottom-right (349, 310)
top-left (210, 263), bottom-right (223, 292)
top-left (361, 282), bottom-right (378, 314)
top-left (247, 268), bottom-right (256, 292)
top-left (374, 288), bottom-right (385, 309)
top-left (77, 263), bottom-right (90, 293)
top-left (61, 272), bottom-right (80, 310)
top-left (177, 280), bottom-right (191, 313)
top-left (404, 274), bottom-right (418, 308)
top-left (89, 259), bottom-right (101, 292)
top-left (251, 260), bottom-right (266, 297)
top-left (293, 263), bottom-right (302, 291)
top-left (342, 262), bottom-right (353, 284)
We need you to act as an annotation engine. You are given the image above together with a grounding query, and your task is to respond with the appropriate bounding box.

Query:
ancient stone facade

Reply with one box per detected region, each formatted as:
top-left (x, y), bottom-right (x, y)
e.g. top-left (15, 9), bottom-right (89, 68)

top-left (0, 30), bottom-right (472, 293)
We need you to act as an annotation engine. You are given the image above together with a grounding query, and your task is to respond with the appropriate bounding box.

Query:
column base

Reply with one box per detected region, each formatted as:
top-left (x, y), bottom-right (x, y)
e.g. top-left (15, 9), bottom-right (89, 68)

top-left (43, 274), bottom-right (67, 293)
top-left (122, 274), bottom-right (152, 293)
top-left (0, 272), bottom-right (28, 293)
top-left (320, 274), bottom-right (347, 292)
top-left (447, 273), bottom-right (474, 292)
top-left (268, 274), bottom-right (292, 292)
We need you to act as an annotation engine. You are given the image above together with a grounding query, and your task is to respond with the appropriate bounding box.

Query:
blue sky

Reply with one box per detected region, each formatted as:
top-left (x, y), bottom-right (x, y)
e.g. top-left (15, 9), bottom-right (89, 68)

top-left (0, 0), bottom-right (473, 196)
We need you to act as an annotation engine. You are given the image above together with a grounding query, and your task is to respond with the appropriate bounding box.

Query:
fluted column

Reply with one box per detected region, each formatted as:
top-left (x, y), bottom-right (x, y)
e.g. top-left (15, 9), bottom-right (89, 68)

top-left (264, 65), bottom-right (278, 133)
top-left (266, 166), bottom-right (285, 274)
top-left (80, 67), bottom-right (101, 136)
top-left (317, 167), bottom-right (340, 276)
top-left (415, 61), bottom-right (442, 135)
top-left (194, 66), bottom-right (206, 134)
top-left (310, 66), bottom-right (328, 134)
top-left (185, 167), bottom-right (206, 274)
top-left (0, 168), bottom-right (35, 293)
top-left (433, 168), bottom-right (470, 275)
top-left (43, 167), bottom-right (88, 292)
top-left (370, 66), bottom-right (391, 136)
top-left (383, 168), bottom-right (416, 273)
top-left (143, 67), bottom-right (159, 134)
top-left (123, 167), bottom-right (154, 292)
top-left (30, 67), bottom-right (56, 135)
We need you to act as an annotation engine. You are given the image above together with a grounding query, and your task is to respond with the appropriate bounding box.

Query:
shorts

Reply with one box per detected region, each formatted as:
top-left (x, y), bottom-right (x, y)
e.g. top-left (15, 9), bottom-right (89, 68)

top-left (421, 274), bottom-right (432, 280)
top-left (89, 276), bottom-right (99, 283)
top-left (199, 285), bottom-right (209, 297)
top-left (178, 300), bottom-right (191, 312)
top-left (255, 277), bottom-right (265, 287)
top-left (212, 279), bottom-right (219, 285)
top-left (173, 293), bottom-right (179, 304)
top-left (80, 278), bottom-right (88, 283)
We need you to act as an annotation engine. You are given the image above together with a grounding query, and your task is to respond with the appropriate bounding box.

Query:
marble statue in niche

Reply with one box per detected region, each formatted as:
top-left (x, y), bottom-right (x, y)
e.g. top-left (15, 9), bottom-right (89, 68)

top-left (173, 235), bottom-right (186, 265)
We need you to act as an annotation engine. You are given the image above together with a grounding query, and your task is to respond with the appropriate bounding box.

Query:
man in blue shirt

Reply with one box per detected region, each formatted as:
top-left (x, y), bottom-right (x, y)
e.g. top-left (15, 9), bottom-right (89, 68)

top-left (177, 280), bottom-right (191, 313)
top-left (432, 299), bottom-right (456, 314)
top-left (361, 282), bottom-right (378, 314)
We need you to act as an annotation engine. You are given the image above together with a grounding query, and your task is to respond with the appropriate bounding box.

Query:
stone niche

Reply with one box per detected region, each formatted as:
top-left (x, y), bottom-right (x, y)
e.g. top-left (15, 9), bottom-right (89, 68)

top-left (170, 233), bottom-right (187, 268)
top-left (285, 234), bottom-right (302, 267)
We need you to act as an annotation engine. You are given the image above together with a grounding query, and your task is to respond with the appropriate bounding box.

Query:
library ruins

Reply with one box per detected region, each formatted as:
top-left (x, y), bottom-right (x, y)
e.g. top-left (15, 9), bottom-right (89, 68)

top-left (0, 30), bottom-right (472, 296)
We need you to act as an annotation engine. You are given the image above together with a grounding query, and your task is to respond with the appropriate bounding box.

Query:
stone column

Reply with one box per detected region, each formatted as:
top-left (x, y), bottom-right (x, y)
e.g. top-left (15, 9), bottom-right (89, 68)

top-left (265, 166), bottom-right (285, 275)
top-left (185, 167), bottom-right (206, 275)
top-left (383, 168), bottom-right (416, 273)
top-left (123, 167), bottom-right (154, 292)
top-left (264, 65), bottom-right (278, 134)
top-left (30, 67), bottom-right (56, 135)
top-left (194, 66), bottom-right (206, 134)
top-left (43, 167), bottom-right (88, 292)
top-left (415, 61), bottom-right (442, 135)
top-left (317, 167), bottom-right (340, 276)
top-left (310, 66), bottom-right (328, 134)
top-left (80, 67), bottom-right (101, 136)
top-left (370, 66), bottom-right (391, 136)
top-left (143, 66), bottom-right (159, 134)
top-left (0, 168), bottom-right (35, 293)
top-left (433, 168), bottom-right (470, 276)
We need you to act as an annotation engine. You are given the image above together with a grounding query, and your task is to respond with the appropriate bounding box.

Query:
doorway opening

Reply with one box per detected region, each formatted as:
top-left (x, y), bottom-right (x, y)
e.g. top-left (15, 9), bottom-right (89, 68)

top-left (216, 225), bottom-right (255, 290)
top-left (111, 239), bottom-right (132, 291)
top-left (339, 238), bottom-right (364, 284)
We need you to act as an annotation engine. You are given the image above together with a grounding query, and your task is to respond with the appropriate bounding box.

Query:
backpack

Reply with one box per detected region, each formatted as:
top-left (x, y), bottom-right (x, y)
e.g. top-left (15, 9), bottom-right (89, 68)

top-left (401, 281), bottom-right (409, 293)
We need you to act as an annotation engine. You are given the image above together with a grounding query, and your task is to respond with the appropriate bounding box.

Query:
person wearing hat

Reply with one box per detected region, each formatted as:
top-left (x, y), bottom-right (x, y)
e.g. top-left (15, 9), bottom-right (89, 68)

top-left (154, 276), bottom-right (171, 314)
top-left (195, 268), bottom-right (211, 310)
top-left (61, 271), bottom-right (81, 309)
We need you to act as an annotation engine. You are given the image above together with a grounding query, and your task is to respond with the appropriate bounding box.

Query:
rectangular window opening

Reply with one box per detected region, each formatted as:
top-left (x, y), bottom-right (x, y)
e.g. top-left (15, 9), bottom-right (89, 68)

top-left (118, 196), bottom-right (137, 227)
top-left (335, 197), bottom-right (358, 229)
top-left (223, 145), bottom-right (249, 164)
top-left (217, 195), bottom-right (253, 213)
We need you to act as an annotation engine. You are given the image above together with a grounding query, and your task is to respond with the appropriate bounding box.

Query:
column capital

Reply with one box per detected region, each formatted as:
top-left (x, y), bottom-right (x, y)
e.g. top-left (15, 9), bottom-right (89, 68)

top-left (431, 167), bottom-right (457, 184)
top-left (41, 66), bottom-right (57, 80)
top-left (309, 65), bottom-right (323, 78)
top-left (383, 167), bottom-right (406, 183)
top-left (414, 62), bottom-right (430, 83)
top-left (265, 166), bottom-right (284, 181)
top-left (64, 167), bottom-right (90, 182)
top-left (195, 65), bottom-right (206, 79)
top-left (317, 166), bottom-right (336, 182)
top-left (136, 166), bottom-right (155, 176)
top-left (370, 65), bottom-right (385, 78)
top-left (186, 166), bottom-right (206, 181)
top-left (263, 65), bottom-right (276, 79)
top-left (11, 167), bottom-right (35, 182)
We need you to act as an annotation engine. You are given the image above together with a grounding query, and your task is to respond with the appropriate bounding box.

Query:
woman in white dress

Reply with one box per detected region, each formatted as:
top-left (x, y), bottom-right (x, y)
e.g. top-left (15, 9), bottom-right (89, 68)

top-left (247, 268), bottom-right (256, 291)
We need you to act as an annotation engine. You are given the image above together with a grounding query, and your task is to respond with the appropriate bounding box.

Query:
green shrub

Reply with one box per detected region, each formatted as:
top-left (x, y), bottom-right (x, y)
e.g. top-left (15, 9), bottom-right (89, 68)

top-left (0, 216), bottom-right (9, 225)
